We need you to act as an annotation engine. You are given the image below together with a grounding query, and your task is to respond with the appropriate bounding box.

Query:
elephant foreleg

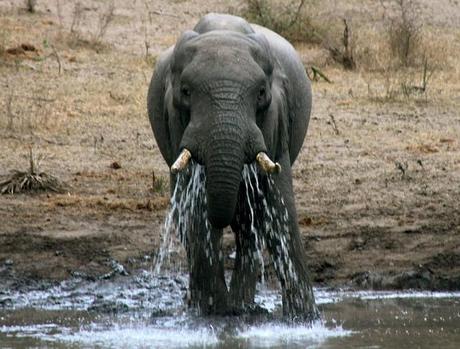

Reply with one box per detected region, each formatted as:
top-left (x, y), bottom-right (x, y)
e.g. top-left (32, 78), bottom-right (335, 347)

top-left (187, 226), bottom-right (229, 315)
top-left (264, 155), bottom-right (319, 321)
top-left (229, 226), bottom-right (259, 311)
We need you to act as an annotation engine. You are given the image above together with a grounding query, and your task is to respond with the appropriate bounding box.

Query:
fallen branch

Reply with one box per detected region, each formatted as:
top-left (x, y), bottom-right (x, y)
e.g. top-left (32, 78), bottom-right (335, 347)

top-left (307, 65), bottom-right (332, 83)
top-left (51, 45), bottom-right (62, 74)
top-left (329, 114), bottom-right (340, 135)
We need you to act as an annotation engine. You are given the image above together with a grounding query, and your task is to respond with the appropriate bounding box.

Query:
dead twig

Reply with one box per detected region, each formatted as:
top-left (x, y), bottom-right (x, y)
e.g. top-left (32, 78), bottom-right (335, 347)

top-left (151, 10), bottom-right (180, 18)
top-left (342, 18), bottom-right (356, 70)
top-left (51, 45), bottom-right (62, 74)
top-left (395, 161), bottom-right (408, 179)
top-left (70, 2), bottom-right (84, 35)
top-left (6, 94), bottom-right (14, 130)
top-left (328, 114), bottom-right (340, 135)
top-left (307, 66), bottom-right (332, 83)
top-left (94, 0), bottom-right (115, 42)
top-left (55, 0), bottom-right (63, 27)
top-left (285, 0), bottom-right (307, 29)
top-left (26, 0), bottom-right (36, 13)
top-left (321, 18), bottom-right (356, 70)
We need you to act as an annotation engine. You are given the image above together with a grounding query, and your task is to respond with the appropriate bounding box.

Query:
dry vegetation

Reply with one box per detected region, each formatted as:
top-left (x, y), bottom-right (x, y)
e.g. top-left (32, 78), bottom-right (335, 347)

top-left (0, 147), bottom-right (66, 194)
top-left (0, 0), bottom-right (459, 287)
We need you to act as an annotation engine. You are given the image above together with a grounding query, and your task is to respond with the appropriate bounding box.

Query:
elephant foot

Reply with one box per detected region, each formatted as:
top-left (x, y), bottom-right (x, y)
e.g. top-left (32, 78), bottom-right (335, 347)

top-left (229, 273), bottom-right (258, 310)
top-left (281, 285), bottom-right (320, 322)
top-left (188, 264), bottom-right (229, 316)
top-left (224, 303), bottom-right (271, 319)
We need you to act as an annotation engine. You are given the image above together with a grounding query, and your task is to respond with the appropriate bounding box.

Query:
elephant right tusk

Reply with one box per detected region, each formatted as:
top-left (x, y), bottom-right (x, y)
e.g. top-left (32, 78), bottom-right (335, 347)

top-left (256, 152), bottom-right (281, 174)
top-left (171, 148), bottom-right (192, 174)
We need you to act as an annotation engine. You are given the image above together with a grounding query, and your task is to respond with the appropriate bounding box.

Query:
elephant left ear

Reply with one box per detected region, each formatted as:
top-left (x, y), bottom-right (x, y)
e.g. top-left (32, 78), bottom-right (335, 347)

top-left (247, 33), bottom-right (274, 76)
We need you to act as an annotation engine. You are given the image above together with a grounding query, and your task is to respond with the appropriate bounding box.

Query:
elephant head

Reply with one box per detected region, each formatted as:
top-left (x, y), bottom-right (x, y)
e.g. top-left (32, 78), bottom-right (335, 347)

top-left (149, 28), bottom-right (286, 229)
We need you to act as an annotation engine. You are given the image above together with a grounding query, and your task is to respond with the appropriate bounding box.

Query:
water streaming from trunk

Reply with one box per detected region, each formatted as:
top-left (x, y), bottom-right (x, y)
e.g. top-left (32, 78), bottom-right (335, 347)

top-left (154, 162), bottom-right (298, 293)
top-left (241, 164), bottom-right (266, 284)
top-left (153, 162), bottom-right (209, 275)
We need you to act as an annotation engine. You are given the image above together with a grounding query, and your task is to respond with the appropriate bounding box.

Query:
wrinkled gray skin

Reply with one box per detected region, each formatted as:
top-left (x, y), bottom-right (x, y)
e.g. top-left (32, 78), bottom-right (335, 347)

top-left (148, 13), bottom-right (317, 320)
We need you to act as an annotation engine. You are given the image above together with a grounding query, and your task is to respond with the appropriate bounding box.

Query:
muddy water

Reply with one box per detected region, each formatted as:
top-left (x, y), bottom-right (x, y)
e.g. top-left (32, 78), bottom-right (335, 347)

top-left (1, 272), bottom-right (459, 348)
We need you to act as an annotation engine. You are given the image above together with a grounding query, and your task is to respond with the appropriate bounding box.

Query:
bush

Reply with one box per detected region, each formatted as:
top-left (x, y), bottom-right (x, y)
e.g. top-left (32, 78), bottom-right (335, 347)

top-left (385, 0), bottom-right (422, 66)
top-left (238, 0), bottom-right (322, 44)
top-left (25, 0), bottom-right (37, 13)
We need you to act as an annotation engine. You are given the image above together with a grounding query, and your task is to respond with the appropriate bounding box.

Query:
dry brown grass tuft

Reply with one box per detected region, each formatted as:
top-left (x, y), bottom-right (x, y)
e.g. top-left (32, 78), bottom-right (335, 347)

top-left (0, 148), bottom-right (66, 194)
top-left (364, 59), bottom-right (435, 102)
top-left (0, 170), bottom-right (65, 194)
top-left (151, 171), bottom-right (168, 196)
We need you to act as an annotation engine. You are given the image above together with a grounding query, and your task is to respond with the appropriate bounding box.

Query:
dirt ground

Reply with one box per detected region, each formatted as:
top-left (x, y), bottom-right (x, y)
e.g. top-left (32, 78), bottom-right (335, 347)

top-left (0, 0), bottom-right (459, 291)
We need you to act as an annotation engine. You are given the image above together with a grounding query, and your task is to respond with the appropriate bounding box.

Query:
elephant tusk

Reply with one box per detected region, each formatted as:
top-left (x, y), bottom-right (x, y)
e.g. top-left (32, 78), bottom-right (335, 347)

top-left (171, 148), bottom-right (192, 174)
top-left (256, 152), bottom-right (281, 174)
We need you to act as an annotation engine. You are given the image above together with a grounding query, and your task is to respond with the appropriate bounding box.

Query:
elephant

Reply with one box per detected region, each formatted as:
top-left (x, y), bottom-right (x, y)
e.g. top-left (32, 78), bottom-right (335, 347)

top-left (147, 13), bottom-right (318, 320)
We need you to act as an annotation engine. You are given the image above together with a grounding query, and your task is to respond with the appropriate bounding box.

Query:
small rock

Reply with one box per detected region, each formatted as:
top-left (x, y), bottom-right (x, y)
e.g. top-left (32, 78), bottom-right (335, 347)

top-left (110, 161), bottom-right (121, 169)
top-left (21, 43), bottom-right (37, 52)
top-left (0, 298), bottom-right (13, 308)
top-left (6, 47), bottom-right (25, 55)
top-left (299, 216), bottom-right (313, 226)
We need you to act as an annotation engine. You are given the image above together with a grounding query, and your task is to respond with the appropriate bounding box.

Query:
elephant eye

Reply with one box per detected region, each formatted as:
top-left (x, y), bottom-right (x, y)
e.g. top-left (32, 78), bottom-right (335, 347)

top-left (181, 85), bottom-right (191, 97)
top-left (258, 86), bottom-right (266, 99)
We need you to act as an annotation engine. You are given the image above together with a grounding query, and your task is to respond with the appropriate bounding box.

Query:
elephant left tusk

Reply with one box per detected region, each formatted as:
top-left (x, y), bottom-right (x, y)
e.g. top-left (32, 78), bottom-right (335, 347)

top-left (171, 148), bottom-right (192, 174)
top-left (256, 152), bottom-right (281, 174)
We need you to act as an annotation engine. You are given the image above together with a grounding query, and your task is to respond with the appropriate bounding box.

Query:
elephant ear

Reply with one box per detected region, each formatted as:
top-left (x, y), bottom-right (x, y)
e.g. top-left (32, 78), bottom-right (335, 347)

top-left (247, 33), bottom-right (289, 161)
top-left (147, 31), bottom-right (199, 167)
top-left (247, 33), bottom-right (274, 77)
top-left (170, 30), bottom-right (199, 74)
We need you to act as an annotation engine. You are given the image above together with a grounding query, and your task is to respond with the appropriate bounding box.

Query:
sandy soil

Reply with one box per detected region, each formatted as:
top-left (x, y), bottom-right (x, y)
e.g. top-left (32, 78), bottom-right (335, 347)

top-left (0, 0), bottom-right (459, 291)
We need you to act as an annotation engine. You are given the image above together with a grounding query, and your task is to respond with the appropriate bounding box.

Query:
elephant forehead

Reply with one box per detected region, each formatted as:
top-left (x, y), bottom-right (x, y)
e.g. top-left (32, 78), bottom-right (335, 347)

top-left (187, 33), bottom-right (259, 64)
top-left (190, 31), bottom-right (254, 50)
top-left (184, 48), bottom-right (264, 85)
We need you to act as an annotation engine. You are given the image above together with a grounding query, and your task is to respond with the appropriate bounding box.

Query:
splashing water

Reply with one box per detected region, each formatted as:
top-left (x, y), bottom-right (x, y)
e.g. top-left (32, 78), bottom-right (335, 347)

top-left (4, 283), bottom-right (460, 349)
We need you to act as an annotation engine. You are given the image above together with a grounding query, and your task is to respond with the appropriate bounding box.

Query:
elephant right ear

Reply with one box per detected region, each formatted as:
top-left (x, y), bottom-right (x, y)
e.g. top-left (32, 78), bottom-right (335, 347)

top-left (147, 31), bottom-right (199, 167)
top-left (170, 30), bottom-right (199, 74)
top-left (247, 32), bottom-right (274, 77)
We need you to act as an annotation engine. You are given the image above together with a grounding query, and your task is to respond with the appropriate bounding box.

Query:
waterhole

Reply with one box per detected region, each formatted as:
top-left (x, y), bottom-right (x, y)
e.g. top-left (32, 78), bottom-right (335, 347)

top-left (1, 273), bottom-right (460, 348)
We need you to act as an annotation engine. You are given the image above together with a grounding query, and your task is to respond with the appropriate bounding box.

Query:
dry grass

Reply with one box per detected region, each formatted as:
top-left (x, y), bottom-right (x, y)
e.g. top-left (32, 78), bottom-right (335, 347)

top-left (46, 194), bottom-right (169, 211)
top-left (237, 0), bottom-right (323, 44)
top-left (93, 0), bottom-right (115, 44)
top-left (151, 171), bottom-right (169, 196)
top-left (383, 0), bottom-right (422, 67)
top-left (0, 0), bottom-right (459, 284)
top-left (0, 170), bottom-right (64, 194)
top-left (0, 148), bottom-right (66, 194)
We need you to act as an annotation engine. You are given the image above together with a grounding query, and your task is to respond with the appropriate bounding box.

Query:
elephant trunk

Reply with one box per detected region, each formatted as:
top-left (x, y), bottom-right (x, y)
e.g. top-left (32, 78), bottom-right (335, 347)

top-left (205, 123), bottom-right (246, 229)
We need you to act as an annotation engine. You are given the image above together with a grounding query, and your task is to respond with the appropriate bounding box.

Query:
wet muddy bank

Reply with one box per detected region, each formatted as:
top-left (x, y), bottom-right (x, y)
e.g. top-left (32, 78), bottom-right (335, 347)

top-left (2, 257), bottom-right (460, 300)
